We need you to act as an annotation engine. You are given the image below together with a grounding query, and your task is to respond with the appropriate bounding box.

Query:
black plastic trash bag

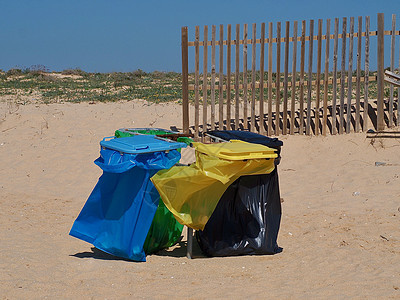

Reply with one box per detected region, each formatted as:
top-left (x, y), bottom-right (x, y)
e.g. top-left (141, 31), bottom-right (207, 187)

top-left (196, 130), bottom-right (283, 257)
top-left (196, 170), bottom-right (282, 256)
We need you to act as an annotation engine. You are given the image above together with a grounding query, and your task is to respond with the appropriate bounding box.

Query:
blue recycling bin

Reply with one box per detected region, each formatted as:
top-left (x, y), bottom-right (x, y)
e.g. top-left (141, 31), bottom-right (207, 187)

top-left (69, 135), bottom-right (186, 261)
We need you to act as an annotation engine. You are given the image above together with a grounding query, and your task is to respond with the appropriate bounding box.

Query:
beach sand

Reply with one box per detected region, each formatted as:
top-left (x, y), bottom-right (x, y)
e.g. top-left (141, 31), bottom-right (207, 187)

top-left (0, 99), bottom-right (399, 299)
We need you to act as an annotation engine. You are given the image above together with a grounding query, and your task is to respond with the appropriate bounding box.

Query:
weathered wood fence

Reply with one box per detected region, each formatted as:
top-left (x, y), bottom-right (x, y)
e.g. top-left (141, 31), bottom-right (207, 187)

top-left (181, 13), bottom-right (400, 138)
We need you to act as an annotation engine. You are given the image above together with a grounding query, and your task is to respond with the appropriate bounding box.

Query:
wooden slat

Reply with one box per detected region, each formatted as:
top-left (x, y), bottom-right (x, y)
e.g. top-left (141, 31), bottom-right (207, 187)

top-left (189, 75), bottom-right (377, 91)
top-left (202, 25), bottom-right (208, 136)
top-left (346, 17), bottom-right (354, 134)
top-left (251, 24), bottom-right (256, 132)
top-left (299, 20), bottom-right (306, 135)
top-left (275, 22), bottom-right (282, 135)
top-left (194, 26), bottom-right (200, 139)
top-left (363, 16), bottom-right (370, 131)
top-left (332, 18), bottom-right (339, 134)
top-left (389, 14), bottom-right (396, 127)
top-left (339, 17), bottom-right (347, 134)
top-left (398, 15), bottom-right (400, 127)
top-left (260, 22), bottom-right (265, 134)
top-left (282, 21), bottom-right (290, 135)
top-left (322, 19), bottom-right (331, 136)
top-left (268, 22), bottom-right (273, 136)
top-left (306, 20), bottom-right (314, 135)
top-left (211, 25), bottom-right (216, 130)
top-left (355, 16), bottom-right (362, 132)
top-left (218, 25), bottom-right (224, 130)
top-left (188, 29), bottom-right (400, 47)
top-left (235, 24), bottom-right (240, 130)
top-left (290, 21), bottom-right (298, 135)
top-left (243, 24), bottom-right (248, 129)
top-left (386, 70), bottom-right (400, 80)
top-left (315, 19), bottom-right (323, 135)
top-left (181, 27), bottom-right (190, 134)
top-left (377, 13), bottom-right (385, 131)
top-left (226, 24), bottom-right (232, 130)
top-left (385, 76), bottom-right (400, 87)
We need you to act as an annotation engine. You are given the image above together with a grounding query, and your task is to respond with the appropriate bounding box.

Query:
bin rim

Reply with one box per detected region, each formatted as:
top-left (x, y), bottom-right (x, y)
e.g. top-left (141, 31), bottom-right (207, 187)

top-left (205, 130), bottom-right (283, 148)
top-left (117, 128), bottom-right (179, 134)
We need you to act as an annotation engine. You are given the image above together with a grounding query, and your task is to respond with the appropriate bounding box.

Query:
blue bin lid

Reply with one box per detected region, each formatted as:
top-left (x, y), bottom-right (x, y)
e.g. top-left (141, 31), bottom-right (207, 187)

top-left (100, 135), bottom-right (187, 154)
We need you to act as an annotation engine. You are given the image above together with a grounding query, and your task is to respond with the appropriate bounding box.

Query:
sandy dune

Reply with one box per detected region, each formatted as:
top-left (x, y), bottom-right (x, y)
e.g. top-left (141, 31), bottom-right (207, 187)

top-left (0, 100), bottom-right (399, 299)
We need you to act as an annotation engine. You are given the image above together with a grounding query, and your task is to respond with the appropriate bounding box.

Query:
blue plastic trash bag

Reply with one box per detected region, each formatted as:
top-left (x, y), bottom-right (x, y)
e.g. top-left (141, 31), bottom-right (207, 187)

top-left (69, 135), bottom-right (183, 262)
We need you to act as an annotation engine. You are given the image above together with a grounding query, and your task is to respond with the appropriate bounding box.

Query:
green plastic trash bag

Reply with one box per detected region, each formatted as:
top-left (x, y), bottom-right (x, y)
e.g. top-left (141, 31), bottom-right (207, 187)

top-left (176, 136), bottom-right (193, 146)
top-left (143, 200), bottom-right (183, 254)
top-left (115, 128), bottom-right (175, 138)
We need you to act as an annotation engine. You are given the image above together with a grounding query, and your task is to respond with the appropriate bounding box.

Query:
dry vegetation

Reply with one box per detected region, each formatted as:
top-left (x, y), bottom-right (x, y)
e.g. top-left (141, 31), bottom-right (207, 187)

top-left (0, 66), bottom-right (182, 104)
top-left (0, 65), bottom-right (384, 106)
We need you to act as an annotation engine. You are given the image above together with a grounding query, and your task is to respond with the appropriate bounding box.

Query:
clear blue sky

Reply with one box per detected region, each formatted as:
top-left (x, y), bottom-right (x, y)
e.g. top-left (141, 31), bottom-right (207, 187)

top-left (0, 0), bottom-right (399, 73)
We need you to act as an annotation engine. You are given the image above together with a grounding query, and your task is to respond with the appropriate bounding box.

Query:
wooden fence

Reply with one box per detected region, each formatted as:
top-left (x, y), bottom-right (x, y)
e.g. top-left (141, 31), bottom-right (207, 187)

top-left (181, 13), bottom-right (400, 138)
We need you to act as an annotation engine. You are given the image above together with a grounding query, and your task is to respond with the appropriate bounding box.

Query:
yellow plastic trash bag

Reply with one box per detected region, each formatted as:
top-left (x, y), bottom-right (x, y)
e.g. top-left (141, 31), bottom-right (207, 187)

top-left (151, 140), bottom-right (277, 230)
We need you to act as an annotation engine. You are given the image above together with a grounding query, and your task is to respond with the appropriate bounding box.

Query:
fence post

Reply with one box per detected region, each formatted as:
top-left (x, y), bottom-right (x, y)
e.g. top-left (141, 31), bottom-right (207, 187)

top-left (377, 13), bottom-right (385, 131)
top-left (181, 26), bottom-right (190, 134)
